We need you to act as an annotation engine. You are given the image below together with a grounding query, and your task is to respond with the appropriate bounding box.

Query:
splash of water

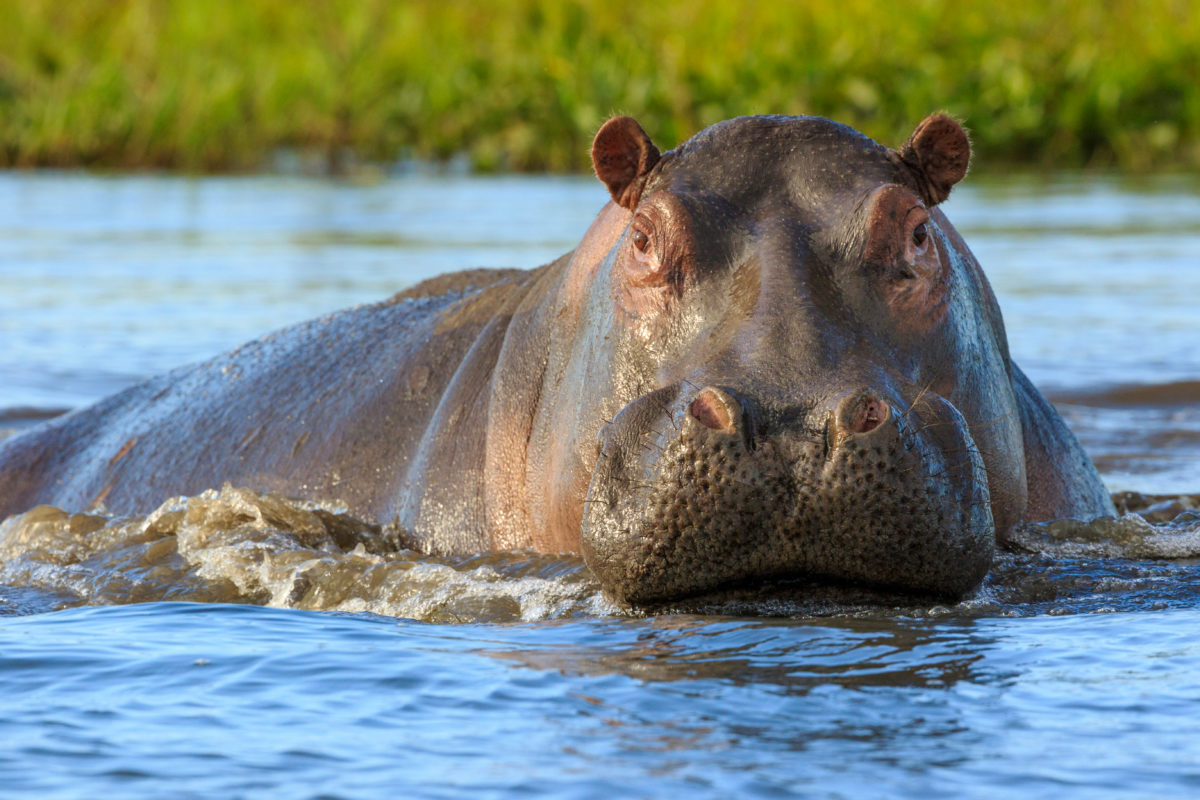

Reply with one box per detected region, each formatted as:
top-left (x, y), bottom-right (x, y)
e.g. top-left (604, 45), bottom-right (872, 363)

top-left (1, 486), bottom-right (1198, 621)
top-left (0, 485), bottom-right (617, 622)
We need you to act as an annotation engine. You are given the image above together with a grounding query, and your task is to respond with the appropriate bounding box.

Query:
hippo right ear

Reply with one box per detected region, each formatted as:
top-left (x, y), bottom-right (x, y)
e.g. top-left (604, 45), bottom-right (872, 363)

top-left (592, 116), bottom-right (661, 210)
top-left (895, 113), bottom-right (971, 206)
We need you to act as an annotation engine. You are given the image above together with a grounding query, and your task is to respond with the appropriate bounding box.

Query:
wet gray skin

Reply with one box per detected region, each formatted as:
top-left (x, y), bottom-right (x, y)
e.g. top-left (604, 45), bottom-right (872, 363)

top-left (0, 113), bottom-right (1115, 607)
top-left (577, 114), bottom-right (1112, 603)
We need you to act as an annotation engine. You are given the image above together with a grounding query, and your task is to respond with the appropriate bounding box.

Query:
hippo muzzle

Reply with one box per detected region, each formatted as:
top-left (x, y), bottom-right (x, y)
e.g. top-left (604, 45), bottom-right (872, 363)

top-left (581, 383), bottom-right (994, 605)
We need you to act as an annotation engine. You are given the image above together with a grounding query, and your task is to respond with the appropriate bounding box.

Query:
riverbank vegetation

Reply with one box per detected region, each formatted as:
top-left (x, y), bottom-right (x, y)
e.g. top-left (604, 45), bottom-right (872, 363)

top-left (1, 0), bottom-right (1197, 172)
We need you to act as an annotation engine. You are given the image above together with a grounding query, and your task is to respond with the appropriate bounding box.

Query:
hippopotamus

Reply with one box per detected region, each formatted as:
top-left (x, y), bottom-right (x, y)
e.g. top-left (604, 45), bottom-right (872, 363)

top-left (0, 112), bottom-right (1114, 604)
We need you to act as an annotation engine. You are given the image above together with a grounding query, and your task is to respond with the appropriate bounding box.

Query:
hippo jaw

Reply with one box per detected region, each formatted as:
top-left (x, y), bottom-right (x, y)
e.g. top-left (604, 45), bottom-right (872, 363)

top-left (580, 384), bottom-right (995, 606)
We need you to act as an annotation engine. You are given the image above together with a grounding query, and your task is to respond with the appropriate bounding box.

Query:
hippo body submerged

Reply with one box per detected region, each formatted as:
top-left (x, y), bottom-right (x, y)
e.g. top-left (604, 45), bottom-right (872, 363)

top-left (0, 113), bottom-right (1114, 604)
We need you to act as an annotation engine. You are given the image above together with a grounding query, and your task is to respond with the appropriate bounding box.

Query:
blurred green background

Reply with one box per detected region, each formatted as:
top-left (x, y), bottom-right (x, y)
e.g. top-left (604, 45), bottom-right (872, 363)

top-left (1, 0), bottom-right (1197, 173)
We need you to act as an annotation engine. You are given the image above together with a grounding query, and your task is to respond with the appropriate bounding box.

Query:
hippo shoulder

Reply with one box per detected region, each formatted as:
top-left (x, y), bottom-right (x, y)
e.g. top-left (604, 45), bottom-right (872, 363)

top-left (1010, 362), bottom-right (1116, 522)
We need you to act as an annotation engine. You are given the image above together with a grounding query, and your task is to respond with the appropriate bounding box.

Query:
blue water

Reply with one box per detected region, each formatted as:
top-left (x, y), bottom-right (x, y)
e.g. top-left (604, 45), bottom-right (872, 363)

top-left (3, 603), bottom-right (1199, 799)
top-left (1, 171), bottom-right (1198, 797)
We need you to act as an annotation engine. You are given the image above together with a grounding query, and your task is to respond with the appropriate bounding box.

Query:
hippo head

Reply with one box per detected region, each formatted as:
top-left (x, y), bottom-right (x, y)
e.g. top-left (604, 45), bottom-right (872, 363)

top-left (527, 113), bottom-right (1028, 605)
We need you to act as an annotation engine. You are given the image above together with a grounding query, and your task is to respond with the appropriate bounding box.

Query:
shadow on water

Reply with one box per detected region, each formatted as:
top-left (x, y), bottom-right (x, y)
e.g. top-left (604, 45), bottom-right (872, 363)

top-left (487, 614), bottom-right (991, 693)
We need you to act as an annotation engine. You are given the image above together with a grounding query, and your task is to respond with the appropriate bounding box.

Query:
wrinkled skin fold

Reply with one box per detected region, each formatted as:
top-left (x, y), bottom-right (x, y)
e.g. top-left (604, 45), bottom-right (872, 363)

top-left (0, 113), bottom-right (1115, 606)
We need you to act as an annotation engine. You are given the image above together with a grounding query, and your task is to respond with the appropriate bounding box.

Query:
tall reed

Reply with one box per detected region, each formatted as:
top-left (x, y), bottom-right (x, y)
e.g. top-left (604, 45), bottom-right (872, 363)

top-left (1, 0), bottom-right (1196, 171)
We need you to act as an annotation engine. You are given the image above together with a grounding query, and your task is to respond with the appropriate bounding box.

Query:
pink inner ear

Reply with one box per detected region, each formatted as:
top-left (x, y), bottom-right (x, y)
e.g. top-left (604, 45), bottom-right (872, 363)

top-left (592, 116), bottom-right (660, 209)
top-left (898, 113), bottom-right (970, 205)
top-left (594, 139), bottom-right (637, 189)
top-left (914, 115), bottom-right (969, 178)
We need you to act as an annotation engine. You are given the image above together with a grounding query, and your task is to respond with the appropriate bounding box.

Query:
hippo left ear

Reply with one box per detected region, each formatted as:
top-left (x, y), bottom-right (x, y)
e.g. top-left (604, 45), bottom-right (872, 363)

top-left (895, 114), bottom-right (971, 206)
top-left (592, 116), bottom-right (661, 210)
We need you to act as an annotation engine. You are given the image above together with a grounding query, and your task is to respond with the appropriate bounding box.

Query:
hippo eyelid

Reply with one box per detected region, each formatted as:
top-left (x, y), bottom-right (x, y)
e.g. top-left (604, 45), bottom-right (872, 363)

top-left (912, 222), bottom-right (928, 247)
top-left (899, 203), bottom-right (931, 244)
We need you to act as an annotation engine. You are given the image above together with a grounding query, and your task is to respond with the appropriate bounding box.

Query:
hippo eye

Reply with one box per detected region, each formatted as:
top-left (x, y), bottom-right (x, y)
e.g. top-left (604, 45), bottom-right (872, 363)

top-left (622, 201), bottom-right (684, 295)
top-left (911, 222), bottom-right (928, 248)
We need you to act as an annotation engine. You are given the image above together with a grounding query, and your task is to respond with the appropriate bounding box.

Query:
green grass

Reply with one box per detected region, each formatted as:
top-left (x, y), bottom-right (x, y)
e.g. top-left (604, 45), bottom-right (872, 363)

top-left (1, 0), bottom-right (1197, 172)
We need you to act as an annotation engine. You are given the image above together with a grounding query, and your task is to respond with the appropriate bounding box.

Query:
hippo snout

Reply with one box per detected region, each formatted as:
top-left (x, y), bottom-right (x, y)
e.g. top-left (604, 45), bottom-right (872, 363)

top-left (581, 383), bottom-right (995, 605)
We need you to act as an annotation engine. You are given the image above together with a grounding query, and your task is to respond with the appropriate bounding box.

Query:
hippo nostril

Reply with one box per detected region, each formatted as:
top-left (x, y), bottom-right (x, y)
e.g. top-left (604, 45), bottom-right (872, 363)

top-left (856, 398), bottom-right (888, 434)
top-left (835, 389), bottom-right (891, 436)
top-left (689, 387), bottom-right (737, 433)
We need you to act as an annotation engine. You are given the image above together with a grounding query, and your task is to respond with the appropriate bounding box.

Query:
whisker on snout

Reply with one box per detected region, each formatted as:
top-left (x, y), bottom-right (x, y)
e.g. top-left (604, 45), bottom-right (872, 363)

top-left (899, 379), bottom-right (938, 422)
